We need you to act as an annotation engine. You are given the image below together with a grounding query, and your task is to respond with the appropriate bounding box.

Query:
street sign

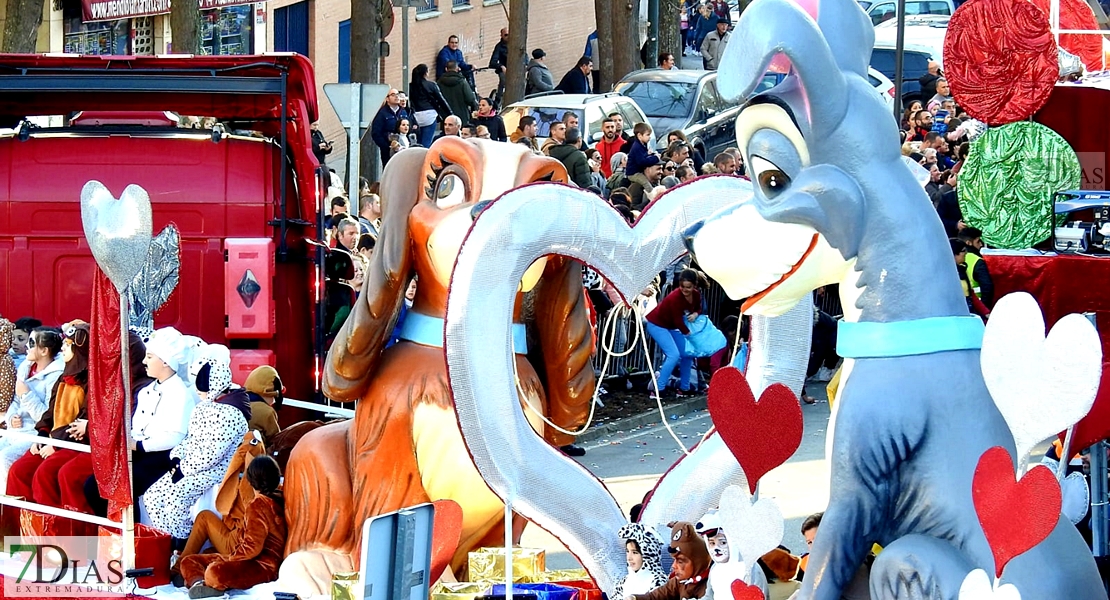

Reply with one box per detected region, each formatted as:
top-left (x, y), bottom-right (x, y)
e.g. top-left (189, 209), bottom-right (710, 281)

top-left (358, 503), bottom-right (435, 600)
top-left (323, 82), bottom-right (391, 210)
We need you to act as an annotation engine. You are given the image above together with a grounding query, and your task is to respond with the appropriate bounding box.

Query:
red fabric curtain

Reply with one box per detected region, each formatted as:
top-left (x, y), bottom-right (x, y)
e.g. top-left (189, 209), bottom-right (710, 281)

top-left (88, 270), bottom-right (131, 516)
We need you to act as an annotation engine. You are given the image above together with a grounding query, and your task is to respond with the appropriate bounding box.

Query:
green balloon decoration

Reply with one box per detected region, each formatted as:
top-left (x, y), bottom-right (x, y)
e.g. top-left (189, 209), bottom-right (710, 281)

top-left (959, 121), bottom-right (1081, 249)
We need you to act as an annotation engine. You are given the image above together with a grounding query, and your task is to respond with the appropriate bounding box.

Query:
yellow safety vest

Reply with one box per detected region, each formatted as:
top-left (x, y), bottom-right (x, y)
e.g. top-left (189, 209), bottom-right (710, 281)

top-left (965, 252), bottom-right (981, 293)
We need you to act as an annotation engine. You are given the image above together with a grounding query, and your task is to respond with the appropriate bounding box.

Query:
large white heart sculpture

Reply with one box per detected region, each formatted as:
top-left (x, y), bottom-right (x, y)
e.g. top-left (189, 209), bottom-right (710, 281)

top-left (80, 181), bottom-right (154, 293)
top-left (445, 177), bottom-right (761, 596)
top-left (980, 292), bottom-right (1102, 463)
top-left (959, 568), bottom-right (1022, 600)
top-left (718, 484), bottom-right (784, 568)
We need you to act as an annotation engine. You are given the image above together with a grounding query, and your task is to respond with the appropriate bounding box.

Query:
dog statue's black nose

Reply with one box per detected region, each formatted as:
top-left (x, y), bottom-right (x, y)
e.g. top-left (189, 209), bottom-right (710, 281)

top-left (682, 220), bottom-right (704, 257)
top-left (470, 200), bottom-right (494, 221)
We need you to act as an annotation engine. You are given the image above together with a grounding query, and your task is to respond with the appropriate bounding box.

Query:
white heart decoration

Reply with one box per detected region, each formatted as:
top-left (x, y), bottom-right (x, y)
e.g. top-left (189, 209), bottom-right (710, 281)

top-left (80, 180), bottom-right (153, 293)
top-left (717, 484), bottom-right (784, 567)
top-left (959, 568), bottom-right (1022, 600)
top-left (445, 177), bottom-right (756, 596)
top-left (980, 292), bottom-right (1102, 463)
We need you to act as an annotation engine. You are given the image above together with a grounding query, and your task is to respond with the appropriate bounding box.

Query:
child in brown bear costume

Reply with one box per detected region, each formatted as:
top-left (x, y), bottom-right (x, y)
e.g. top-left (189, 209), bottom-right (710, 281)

top-left (178, 455), bottom-right (286, 599)
top-left (628, 521), bottom-right (712, 600)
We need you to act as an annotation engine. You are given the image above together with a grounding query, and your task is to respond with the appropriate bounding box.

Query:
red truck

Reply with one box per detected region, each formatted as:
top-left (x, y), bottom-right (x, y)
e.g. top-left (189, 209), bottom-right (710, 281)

top-left (0, 54), bottom-right (329, 402)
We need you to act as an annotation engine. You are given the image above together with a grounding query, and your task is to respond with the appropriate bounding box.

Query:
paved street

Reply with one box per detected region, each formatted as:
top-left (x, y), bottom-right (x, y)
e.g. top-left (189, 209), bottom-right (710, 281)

top-left (520, 381), bottom-right (835, 570)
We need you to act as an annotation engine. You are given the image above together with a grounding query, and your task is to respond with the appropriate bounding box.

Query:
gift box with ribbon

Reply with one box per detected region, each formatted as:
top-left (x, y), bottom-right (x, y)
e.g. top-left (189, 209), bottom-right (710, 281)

top-left (467, 546), bottom-right (546, 584)
top-left (548, 580), bottom-right (602, 600)
top-left (331, 571), bottom-right (360, 600)
top-left (431, 581), bottom-right (491, 600)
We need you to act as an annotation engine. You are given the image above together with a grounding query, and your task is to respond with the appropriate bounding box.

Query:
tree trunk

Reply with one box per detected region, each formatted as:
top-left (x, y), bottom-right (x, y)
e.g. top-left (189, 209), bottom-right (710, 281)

top-left (1, 0), bottom-right (43, 53)
top-left (503, 0), bottom-right (528, 106)
top-left (170, 0), bottom-right (201, 54)
top-left (351, 0), bottom-right (387, 181)
top-left (594, 0), bottom-right (614, 91)
top-left (610, 0), bottom-right (640, 85)
top-left (659, 0), bottom-right (683, 62)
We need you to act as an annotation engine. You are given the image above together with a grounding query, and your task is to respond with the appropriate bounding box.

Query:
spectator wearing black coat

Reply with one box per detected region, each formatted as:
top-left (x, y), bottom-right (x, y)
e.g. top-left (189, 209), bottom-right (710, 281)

top-left (409, 64), bottom-right (452, 148)
top-left (935, 171), bottom-right (963, 237)
top-left (471, 98), bottom-right (507, 142)
top-left (548, 128), bottom-right (593, 188)
top-left (488, 28), bottom-right (510, 103)
top-left (310, 122), bottom-right (332, 166)
top-left (556, 57), bottom-right (593, 95)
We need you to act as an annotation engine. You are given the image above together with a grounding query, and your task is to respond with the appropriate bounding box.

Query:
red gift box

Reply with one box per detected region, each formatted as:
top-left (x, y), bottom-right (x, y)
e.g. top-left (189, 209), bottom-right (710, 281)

top-left (97, 524), bottom-right (172, 588)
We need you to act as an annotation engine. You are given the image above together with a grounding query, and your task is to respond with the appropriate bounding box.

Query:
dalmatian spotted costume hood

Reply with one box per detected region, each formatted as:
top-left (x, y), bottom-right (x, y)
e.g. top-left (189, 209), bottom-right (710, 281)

top-left (144, 345), bottom-right (249, 539)
top-left (615, 522), bottom-right (669, 597)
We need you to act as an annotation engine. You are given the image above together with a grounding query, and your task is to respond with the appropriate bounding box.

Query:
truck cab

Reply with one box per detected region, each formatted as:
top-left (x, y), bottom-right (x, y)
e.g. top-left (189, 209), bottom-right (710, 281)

top-left (0, 54), bottom-right (327, 402)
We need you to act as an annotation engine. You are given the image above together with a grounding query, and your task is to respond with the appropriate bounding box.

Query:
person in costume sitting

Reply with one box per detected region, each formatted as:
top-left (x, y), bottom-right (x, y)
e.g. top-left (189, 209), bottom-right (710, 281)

top-left (694, 510), bottom-right (771, 599)
top-left (628, 521), bottom-right (711, 600)
top-left (616, 522), bottom-right (668, 598)
top-left (4, 321), bottom-right (90, 533)
top-left (243, 365), bottom-right (283, 444)
top-left (0, 327), bottom-right (63, 492)
top-left (145, 347), bottom-right (250, 549)
top-left (85, 327), bottom-right (198, 520)
top-left (177, 455), bottom-right (286, 599)
top-left (56, 331), bottom-right (153, 516)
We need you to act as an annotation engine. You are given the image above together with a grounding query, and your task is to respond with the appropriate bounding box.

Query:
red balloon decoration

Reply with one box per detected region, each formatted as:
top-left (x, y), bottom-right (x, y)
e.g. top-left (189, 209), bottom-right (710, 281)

top-left (972, 447), bottom-right (1062, 578)
top-left (944, 0), bottom-right (1059, 125)
top-left (707, 367), bottom-right (804, 494)
top-left (1030, 0), bottom-right (1104, 72)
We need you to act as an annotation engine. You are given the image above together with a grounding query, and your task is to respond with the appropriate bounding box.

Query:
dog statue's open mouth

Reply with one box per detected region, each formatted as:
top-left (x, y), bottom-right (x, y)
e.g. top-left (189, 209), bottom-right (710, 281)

top-left (741, 234), bottom-right (819, 313)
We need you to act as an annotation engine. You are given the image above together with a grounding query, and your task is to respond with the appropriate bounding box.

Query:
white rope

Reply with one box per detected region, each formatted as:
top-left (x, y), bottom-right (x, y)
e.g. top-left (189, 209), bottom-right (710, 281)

top-left (0, 495), bottom-right (122, 529)
top-left (514, 294), bottom-right (692, 455)
top-left (0, 429), bottom-right (92, 453)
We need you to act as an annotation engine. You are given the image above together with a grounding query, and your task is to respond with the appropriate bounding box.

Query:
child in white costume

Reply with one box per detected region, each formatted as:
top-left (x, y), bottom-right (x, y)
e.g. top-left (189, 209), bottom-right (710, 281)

top-left (615, 522), bottom-right (669, 597)
top-left (0, 328), bottom-right (63, 492)
top-left (695, 510), bottom-right (769, 599)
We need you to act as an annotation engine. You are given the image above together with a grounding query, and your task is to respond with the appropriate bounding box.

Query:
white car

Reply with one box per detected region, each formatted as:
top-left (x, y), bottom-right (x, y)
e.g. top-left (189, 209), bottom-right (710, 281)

top-left (868, 67), bottom-right (897, 112)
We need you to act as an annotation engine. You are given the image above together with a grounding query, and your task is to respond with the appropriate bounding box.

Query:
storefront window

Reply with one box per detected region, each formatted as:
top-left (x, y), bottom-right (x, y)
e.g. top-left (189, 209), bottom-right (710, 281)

top-left (201, 5), bottom-right (253, 55)
top-left (63, 16), bottom-right (130, 55)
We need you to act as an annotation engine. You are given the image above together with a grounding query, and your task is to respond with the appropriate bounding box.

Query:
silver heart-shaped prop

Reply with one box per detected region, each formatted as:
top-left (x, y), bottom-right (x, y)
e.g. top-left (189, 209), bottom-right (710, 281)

top-left (718, 484), bottom-right (784, 568)
top-left (81, 181), bottom-right (153, 293)
top-left (445, 177), bottom-right (758, 596)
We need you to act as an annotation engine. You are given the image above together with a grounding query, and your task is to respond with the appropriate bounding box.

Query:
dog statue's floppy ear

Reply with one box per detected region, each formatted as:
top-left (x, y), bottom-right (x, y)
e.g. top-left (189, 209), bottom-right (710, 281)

top-left (718, 0), bottom-right (848, 135)
top-left (817, 0), bottom-right (875, 78)
top-left (323, 147), bottom-right (428, 402)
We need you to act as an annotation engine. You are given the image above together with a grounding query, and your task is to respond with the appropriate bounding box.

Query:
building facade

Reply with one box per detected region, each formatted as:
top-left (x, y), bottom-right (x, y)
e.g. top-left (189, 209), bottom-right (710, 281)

top-left (265, 0), bottom-right (599, 165)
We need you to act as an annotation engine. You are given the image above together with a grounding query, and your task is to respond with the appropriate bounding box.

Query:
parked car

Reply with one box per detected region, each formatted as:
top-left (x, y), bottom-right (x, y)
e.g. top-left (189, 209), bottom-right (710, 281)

top-left (614, 69), bottom-right (741, 160)
top-left (860, 0), bottom-right (954, 24)
top-left (870, 41), bottom-right (941, 108)
top-left (873, 14), bottom-right (949, 59)
top-left (500, 92), bottom-right (648, 150)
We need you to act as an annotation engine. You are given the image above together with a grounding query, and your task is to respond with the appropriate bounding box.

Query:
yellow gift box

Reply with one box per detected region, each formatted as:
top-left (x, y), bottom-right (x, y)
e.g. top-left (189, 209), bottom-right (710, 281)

top-left (430, 581), bottom-right (491, 600)
top-left (535, 568), bottom-right (591, 583)
top-left (467, 546), bottom-right (546, 584)
top-left (331, 572), bottom-right (360, 600)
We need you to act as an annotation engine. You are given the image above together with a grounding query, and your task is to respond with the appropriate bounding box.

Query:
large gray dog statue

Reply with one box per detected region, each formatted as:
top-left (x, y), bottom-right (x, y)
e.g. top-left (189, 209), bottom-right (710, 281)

top-left (682, 0), bottom-right (1107, 597)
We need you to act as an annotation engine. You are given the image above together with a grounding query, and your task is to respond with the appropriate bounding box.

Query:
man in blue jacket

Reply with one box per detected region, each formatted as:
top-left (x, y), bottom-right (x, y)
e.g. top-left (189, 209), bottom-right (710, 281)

top-left (435, 35), bottom-right (472, 80)
top-left (556, 57), bottom-right (593, 95)
top-left (370, 88), bottom-right (405, 168)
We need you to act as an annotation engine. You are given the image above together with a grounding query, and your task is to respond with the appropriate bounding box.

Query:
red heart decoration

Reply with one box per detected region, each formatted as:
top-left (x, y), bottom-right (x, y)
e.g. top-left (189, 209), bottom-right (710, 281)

top-left (972, 446), bottom-right (1062, 578)
top-left (731, 579), bottom-right (766, 600)
top-left (430, 499), bottom-right (464, 582)
top-left (708, 366), bottom-right (804, 494)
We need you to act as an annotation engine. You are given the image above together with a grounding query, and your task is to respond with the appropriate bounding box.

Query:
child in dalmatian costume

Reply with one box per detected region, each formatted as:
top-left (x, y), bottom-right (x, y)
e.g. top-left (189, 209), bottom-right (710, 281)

top-left (615, 522), bottom-right (669, 598)
top-left (144, 345), bottom-right (250, 544)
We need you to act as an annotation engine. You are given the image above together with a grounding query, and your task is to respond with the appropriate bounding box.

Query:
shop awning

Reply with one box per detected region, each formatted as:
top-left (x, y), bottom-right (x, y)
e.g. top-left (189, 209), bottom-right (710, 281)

top-left (82, 0), bottom-right (258, 23)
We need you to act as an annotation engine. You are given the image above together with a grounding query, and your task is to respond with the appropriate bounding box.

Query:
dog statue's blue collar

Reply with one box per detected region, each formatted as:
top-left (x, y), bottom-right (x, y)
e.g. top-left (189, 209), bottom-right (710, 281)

top-left (399, 310), bottom-right (529, 355)
top-left (836, 315), bottom-right (984, 359)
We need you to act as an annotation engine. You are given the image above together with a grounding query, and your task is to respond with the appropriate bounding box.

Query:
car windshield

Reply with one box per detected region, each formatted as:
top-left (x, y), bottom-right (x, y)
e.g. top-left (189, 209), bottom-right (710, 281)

top-left (870, 49), bottom-right (932, 79)
top-left (501, 106), bottom-right (584, 138)
top-left (614, 81), bottom-right (697, 119)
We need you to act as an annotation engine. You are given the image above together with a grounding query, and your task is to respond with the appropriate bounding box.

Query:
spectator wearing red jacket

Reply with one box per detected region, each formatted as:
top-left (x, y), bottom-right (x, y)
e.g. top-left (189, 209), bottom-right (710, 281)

top-left (645, 269), bottom-right (701, 397)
